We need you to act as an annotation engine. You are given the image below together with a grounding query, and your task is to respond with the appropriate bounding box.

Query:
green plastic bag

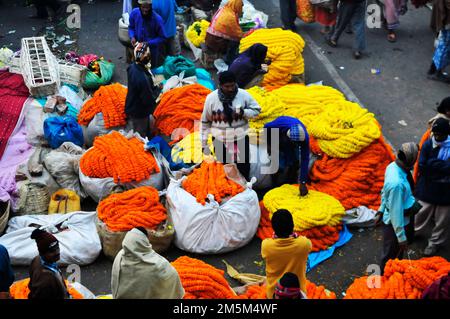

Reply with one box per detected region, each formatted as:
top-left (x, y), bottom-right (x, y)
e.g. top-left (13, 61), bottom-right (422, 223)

top-left (163, 55), bottom-right (196, 79)
top-left (82, 60), bottom-right (115, 90)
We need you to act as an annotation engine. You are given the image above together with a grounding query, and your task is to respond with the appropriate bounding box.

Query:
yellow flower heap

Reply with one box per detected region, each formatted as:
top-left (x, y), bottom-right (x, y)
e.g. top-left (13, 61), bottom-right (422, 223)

top-left (186, 20), bottom-right (210, 47)
top-left (263, 185), bottom-right (345, 232)
top-left (239, 28), bottom-right (305, 87)
top-left (171, 132), bottom-right (215, 164)
top-left (307, 100), bottom-right (381, 158)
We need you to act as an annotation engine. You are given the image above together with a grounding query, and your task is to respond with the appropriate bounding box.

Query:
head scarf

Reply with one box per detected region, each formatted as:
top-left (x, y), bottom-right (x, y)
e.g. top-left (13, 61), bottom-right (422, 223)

top-left (287, 124), bottom-right (307, 142)
top-left (396, 142), bottom-right (419, 170)
top-left (271, 209), bottom-right (294, 238)
top-left (134, 42), bottom-right (151, 64)
top-left (432, 117), bottom-right (450, 135)
top-left (245, 43), bottom-right (268, 66)
top-left (274, 272), bottom-right (303, 299)
top-left (30, 229), bottom-right (59, 255)
top-left (229, 44), bottom-right (268, 88)
top-left (208, 0), bottom-right (243, 41)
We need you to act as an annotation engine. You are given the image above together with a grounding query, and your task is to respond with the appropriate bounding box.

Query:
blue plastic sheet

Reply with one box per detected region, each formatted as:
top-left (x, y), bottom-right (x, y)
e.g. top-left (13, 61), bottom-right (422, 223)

top-left (306, 225), bottom-right (353, 272)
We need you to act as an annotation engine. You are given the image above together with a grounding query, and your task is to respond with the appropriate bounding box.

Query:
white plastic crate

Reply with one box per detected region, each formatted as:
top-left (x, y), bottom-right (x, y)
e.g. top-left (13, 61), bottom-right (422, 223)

top-left (20, 37), bottom-right (60, 97)
top-left (58, 60), bottom-right (87, 87)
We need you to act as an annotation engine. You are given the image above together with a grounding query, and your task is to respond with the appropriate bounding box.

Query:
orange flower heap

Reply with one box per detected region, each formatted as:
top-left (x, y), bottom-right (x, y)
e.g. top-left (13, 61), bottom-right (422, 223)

top-left (153, 84), bottom-right (211, 138)
top-left (10, 278), bottom-right (84, 299)
top-left (344, 257), bottom-right (450, 299)
top-left (97, 186), bottom-right (167, 232)
top-left (310, 136), bottom-right (395, 210)
top-left (171, 256), bottom-right (236, 299)
top-left (237, 281), bottom-right (336, 299)
top-left (80, 131), bottom-right (160, 184)
top-left (78, 83), bottom-right (127, 128)
top-left (182, 161), bottom-right (245, 205)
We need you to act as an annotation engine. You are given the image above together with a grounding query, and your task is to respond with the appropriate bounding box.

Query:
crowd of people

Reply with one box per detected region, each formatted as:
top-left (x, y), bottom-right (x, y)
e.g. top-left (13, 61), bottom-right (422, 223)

top-left (0, 0), bottom-right (448, 300)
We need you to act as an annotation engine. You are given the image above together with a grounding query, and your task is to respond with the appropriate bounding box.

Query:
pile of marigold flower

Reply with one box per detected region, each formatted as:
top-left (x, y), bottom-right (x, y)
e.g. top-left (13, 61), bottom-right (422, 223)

top-left (9, 278), bottom-right (84, 299)
top-left (78, 83), bottom-right (127, 128)
top-left (237, 281), bottom-right (336, 299)
top-left (182, 161), bottom-right (245, 205)
top-left (97, 186), bottom-right (167, 232)
top-left (80, 131), bottom-right (160, 184)
top-left (344, 257), bottom-right (450, 299)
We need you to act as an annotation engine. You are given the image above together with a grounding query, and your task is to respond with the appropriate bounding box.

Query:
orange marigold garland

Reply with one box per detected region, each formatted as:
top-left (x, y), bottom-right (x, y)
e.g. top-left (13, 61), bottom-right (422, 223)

top-left (310, 136), bottom-right (395, 210)
top-left (182, 161), bottom-right (245, 205)
top-left (97, 186), bottom-right (167, 232)
top-left (257, 201), bottom-right (341, 252)
top-left (171, 256), bottom-right (236, 299)
top-left (237, 281), bottom-right (336, 299)
top-left (413, 128), bottom-right (431, 182)
top-left (79, 131), bottom-right (160, 184)
top-left (9, 278), bottom-right (84, 299)
top-left (153, 84), bottom-right (211, 138)
top-left (78, 83), bottom-right (127, 129)
top-left (344, 257), bottom-right (450, 299)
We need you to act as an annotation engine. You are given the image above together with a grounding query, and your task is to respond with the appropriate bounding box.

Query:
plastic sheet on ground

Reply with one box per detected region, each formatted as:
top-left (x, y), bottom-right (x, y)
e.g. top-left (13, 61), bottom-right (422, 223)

top-left (306, 225), bottom-right (353, 272)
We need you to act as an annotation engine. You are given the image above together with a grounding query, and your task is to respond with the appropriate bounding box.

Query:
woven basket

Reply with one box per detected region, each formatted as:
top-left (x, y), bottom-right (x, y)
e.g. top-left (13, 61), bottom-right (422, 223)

top-left (58, 61), bottom-right (87, 87)
top-left (16, 182), bottom-right (50, 216)
top-left (0, 200), bottom-right (10, 235)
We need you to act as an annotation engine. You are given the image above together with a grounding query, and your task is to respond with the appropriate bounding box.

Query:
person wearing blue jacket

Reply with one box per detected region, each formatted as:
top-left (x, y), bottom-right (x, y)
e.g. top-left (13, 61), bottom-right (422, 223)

top-left (0, 244), bottom-right (14, 299)
top-left (414, 118), bottom-right (450, 257)
top-left (128, 0), bottom-right (166, 67)
top-left (264, 116), bottom-right (310, 197)
top-left (153, 0), bottom-right (181, 57)
top-left (379, 142), bottom-right (419, 273)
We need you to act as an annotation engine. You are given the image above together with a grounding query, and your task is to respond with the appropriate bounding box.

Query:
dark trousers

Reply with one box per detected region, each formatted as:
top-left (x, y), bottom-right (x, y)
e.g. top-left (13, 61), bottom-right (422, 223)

top-left (213, 136), bottom-right (251, 181)
top-left (34, 0), bottom-right (61, 18)
top-left (380, 218), bottom-right (415, 274)
top-left (279, 0), bottom-right (297, 28)
top-left (329, 0), bottom-right (367, 52)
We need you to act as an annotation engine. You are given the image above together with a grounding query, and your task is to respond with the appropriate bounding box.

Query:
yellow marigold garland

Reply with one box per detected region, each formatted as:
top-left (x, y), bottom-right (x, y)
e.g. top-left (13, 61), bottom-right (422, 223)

top-left (186, 20), bottom-right (210, 47)
top-left (263, 185), bottom-right (345, 232)
top-left (171, 132), bottom-right (215, 164)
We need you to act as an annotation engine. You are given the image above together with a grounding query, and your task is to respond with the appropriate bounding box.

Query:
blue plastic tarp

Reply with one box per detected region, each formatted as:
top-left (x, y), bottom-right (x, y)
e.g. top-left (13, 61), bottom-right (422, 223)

top-left (306, 225), bottom-right (353, 272)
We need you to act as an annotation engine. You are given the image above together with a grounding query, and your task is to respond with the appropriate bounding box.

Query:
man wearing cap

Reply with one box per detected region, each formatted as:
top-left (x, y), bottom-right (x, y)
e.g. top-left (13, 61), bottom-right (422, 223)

top-left (128, 0), bottom-right (166, 67)
top-left (28, 229), bottom-right (69, 299)
top-left (264, 116), bottom-right (310, 196)
top-left (201, 71), bottom-right (261, 180)
top-left (379, 142), bottom-right (419, 272)
top-left (415, 118), bottom-right (450, 257)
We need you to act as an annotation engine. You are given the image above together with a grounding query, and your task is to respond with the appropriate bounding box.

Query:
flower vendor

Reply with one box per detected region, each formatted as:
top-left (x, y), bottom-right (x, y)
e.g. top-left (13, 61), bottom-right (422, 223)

top-left (228, 43), bottom-right (270, 89)
top-left (414, 119), bottom-right (450, 257)
top-left (128, 0), bottom-right (166, 67)
top-left (153, 0), bottom-right (181, 56)
top-left (264, 116), bottom-right (311, 197)
top-left (273, 272), bottom-right (307, 299)
top-left (125, 42), bottom-right (161, 139)
top-left (0, 244), bottom-right (14, 299)
top-left (261, 209), bottom-right (312, 299)
top-left (379, 142), bottom-right (419, 273)
top-left (205, 0), bottom-right (244, 64)
top-left (111, 228), bottom-right (185, 299)
top-left (28, 229), bottom-right (69, 299)
top-left (201, 71), bottom-right (261, 181)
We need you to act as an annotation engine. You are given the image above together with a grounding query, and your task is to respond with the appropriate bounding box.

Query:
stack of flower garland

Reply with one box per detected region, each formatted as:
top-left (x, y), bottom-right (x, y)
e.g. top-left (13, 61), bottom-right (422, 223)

top-left (9, 278), bottom-right (84, 299)
top-left (79, 131), bottom-right (160, 184)
top-left (344, 257), bottom-right (450, 299)
top-left (186, 20), bottom-right (210, 47)
top-left (78, 83), bottom-right (127, 128)
top-left (97, 186), bottom-right (167, 232)
top-left (257, 185), bottom-right (345, 251)
top-left (153, 84), bottom-right (211, 139)
top-left (239, 28), bottom-right (305, 88)
top-left (182, 161), bottom-right (245, 205)
top-left (171, 132), bottom-right (215, 165)
top-left (236, 281), bottom-right (336, 299)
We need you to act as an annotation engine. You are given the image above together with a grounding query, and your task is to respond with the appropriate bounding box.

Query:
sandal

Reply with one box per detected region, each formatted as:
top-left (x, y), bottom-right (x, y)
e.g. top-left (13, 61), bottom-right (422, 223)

top-left (387, 32), bottom-right (396, 43)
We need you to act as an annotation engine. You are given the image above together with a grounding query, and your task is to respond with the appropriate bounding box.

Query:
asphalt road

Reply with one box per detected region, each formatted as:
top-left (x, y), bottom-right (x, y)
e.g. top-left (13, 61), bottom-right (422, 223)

top-left (1, 0), bottom-right (449, 297)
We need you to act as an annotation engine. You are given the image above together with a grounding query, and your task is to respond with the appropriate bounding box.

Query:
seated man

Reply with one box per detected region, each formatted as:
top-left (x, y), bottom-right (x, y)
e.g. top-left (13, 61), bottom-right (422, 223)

top-left (261, 209), bottom-right (312, 299)
top-left (273, 272), bottom-right (307, 299)
top-left (111, 227), bottom-right (185, 299)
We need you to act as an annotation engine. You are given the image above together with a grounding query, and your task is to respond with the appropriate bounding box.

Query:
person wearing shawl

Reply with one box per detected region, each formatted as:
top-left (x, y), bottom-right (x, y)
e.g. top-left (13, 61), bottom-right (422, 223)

top-left (422, 272), bottom-right (450, 299)
top-left (414, 118), bottom-right (450, 257)
top-left (205, 0), bottom-right (244, 64)
top-left (153, 0), bottom-right (181, 56)
top-left (128, 0), bottom-right (166, 67)
top-left (228, 43), bottom-right (269, 89)
top-left (0, 244), bottom-right (14, 299)
top-left (111, 228), bottom-right (184, 299)
top-left (201, 71), bottom-right (261, 180)
top-left (264, 116), bottom-right (310, 197)
top-left (125, 42), bottom-right (161, 139)
top-left (28, 229), bottom-right (69, 299)
top-left (379, 142), bottom-right (419, 273)
top-left (273, 272), bottom-right (307, 299)
top-left (261, 209), bottom-right (312, 299)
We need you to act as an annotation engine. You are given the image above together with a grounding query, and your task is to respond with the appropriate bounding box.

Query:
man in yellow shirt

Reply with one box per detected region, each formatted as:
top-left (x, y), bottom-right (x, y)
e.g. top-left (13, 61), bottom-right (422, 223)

top-left (261, 209), bottom-right (312, 298)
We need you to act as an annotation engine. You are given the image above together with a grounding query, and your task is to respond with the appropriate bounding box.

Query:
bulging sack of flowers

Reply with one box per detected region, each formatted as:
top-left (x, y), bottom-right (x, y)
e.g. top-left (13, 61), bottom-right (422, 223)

top-left (79, 131), bottom-right (165, 202)
top-left (166, 162), bottom-right (261, 254)
top-left (96, 186), bottom-right (173, 260)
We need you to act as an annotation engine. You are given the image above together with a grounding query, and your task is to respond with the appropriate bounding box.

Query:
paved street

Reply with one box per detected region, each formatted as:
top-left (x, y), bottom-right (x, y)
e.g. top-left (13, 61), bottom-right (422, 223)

top-left (1, 0), bottom-right (449, 297)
